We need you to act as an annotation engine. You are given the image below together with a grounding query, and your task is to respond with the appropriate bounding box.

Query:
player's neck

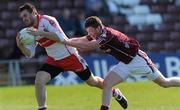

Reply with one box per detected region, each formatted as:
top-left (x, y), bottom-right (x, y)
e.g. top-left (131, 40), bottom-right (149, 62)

top-left (33, 14), bottom-right (39, 28)
top-left (33, 17), bottom-right (38, 27)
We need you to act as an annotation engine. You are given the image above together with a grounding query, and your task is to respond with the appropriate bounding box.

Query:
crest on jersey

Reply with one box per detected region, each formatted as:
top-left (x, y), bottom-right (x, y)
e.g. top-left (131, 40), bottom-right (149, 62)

top-left (49, 20), bottom-right (57, 27)
top-left (100, 29), bottom-right (107, 38)
top-left (124, 42), bottom-right (130, 48)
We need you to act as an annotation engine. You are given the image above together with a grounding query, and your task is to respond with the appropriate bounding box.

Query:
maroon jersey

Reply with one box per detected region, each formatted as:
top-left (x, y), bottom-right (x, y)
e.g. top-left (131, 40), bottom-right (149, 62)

top-left (96, 27), bottom-right (140, 64)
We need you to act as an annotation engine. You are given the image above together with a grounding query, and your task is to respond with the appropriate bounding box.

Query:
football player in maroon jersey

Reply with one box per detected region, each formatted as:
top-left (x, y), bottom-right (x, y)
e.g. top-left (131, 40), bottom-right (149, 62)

top-left (63, 16), bottom-right (180, 110)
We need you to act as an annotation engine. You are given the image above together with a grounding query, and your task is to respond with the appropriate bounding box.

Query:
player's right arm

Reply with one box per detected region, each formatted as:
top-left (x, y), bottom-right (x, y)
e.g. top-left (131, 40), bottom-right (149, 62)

top-left (16, 33), bottom-right (36, 58)
top-left (63, 35), bottom-right (99, 51)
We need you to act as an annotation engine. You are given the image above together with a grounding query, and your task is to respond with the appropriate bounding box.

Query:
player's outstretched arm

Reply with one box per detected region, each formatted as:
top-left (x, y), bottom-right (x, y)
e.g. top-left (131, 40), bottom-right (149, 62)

top-left (63, 36), bottom-right (98, 51)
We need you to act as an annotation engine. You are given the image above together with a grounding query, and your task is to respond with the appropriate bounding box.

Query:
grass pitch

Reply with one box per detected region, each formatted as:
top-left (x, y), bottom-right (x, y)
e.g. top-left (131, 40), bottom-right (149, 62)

top-left (0, 81), bottom-right (180, 110)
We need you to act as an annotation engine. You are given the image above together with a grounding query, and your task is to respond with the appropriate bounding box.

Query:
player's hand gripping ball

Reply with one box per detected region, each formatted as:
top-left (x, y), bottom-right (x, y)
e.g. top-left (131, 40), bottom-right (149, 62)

top-left (19, 28), bottom-right (35, 45)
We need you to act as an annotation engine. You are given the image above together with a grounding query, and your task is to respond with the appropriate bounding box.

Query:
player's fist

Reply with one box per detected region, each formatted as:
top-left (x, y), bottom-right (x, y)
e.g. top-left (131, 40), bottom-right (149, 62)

top-left (16, 33), bottom-right (24, 47)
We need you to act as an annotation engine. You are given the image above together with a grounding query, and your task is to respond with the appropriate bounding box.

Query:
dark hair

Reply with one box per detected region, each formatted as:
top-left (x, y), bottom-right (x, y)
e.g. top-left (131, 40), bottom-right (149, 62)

top-left (18, 3), bottom-right (37, 14)
top-left (84, 16), bottom-right (103, 28)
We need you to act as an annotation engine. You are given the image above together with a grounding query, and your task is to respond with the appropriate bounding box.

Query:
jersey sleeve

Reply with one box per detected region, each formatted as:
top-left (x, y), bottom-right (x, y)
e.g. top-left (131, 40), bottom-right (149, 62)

top-left (44, 17), bottom-right (67, 42)
top-left (24, 43), bottom-right (37, 58)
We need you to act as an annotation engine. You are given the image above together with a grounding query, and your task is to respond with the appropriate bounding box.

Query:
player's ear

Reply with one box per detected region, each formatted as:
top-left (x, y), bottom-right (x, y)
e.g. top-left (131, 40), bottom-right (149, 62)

top-left (97, 26), bottom-right (102, 32)
top-left (31, 11), bottom-right (36, 16)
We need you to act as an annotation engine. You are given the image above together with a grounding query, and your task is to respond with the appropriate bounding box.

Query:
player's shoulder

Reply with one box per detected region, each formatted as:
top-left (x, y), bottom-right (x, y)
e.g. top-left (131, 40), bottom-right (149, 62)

top-left (105, 27), bottom-right (120, 33)
top-left (39, 15), bottom-right (59, 27)
top-left (41, 15), bottom-right (56, 23)
top-left (106, 26), bottom-right (126, 37)
top-left (42, 15), bottom-right (55, 19)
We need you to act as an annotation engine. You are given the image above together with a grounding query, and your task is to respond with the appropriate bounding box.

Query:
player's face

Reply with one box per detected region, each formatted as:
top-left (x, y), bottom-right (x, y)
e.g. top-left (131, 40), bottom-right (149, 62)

top-left (20, 10), bottom-right (34, 27)
top-left (85, 26), bottom-right (102, 39)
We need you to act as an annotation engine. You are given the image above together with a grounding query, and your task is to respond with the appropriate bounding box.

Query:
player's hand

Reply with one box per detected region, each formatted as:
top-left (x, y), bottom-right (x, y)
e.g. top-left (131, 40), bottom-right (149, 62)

top-left (27, 27), bottom-right (40, 36)
top-left (105, 49), bottom-right (111, 53)
top-left (61, 37), bottom-right (68, 43)
top-left (16, 33), bottom-right (24, 47)
top-left (99, 45), bottom-right (111, 53)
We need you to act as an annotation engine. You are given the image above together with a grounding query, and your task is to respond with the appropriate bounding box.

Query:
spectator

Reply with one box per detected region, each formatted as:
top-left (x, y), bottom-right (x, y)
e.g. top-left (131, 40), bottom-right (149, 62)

top-left (105, 0), bottom-right (120, 15)
top-left (85, 0), bottom-right (109, 16)
top-left (57, 8), bottom-right (76, 36)
top-left (74, 11), bottom-right (85, 36)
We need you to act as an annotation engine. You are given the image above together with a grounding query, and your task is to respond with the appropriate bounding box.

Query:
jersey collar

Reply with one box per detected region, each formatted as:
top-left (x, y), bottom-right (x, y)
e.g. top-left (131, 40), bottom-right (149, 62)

top-left (97, 28), bottom-right (107, 40)
top-left (34, 14), bottom-right (42, 29)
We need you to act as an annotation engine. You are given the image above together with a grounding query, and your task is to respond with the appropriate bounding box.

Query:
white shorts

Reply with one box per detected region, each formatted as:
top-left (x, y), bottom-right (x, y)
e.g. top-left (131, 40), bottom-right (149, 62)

top-left (110, 50), bottom-right (161, 81)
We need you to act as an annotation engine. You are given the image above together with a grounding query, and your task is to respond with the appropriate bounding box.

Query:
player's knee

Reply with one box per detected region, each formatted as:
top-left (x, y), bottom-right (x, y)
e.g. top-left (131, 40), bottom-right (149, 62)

top-left (85, 76), bottom-right (103, 87)
top-left (159, 83), bottom-right (169, 88)
top-left (87, 81), bottom-right (96, 87)
top-left (35, 78), bottom-right (44, 86)
top-left (86, 78), bottom-right (98, 87)
top-left (158, 81), bottom-right (170, 88)
top-left (35, 71), bottom-right (50, 86)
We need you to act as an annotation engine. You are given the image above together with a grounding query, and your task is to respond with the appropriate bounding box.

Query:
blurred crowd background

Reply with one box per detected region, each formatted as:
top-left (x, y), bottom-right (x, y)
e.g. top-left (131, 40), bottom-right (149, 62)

top-left (1, 0), bottom-right (180, 85)
top-left (0, 0), bottom-right (180, 60)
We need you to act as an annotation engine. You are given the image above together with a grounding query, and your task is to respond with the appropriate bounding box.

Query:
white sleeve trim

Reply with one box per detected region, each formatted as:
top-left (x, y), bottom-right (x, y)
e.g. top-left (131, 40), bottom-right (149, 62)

top-left (55, 31), bottom-right (66, 42)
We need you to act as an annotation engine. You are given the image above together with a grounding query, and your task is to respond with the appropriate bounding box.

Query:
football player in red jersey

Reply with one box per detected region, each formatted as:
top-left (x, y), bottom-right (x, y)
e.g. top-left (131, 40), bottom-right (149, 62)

top-left (16, 3), bottom-right (126, 110)
top-left (63, 16), bottom-right (180, 110)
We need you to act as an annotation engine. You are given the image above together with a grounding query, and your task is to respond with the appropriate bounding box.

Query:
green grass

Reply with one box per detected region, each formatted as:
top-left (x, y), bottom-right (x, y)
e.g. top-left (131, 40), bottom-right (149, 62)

top-left (0, 81), bottom-right (180, 110)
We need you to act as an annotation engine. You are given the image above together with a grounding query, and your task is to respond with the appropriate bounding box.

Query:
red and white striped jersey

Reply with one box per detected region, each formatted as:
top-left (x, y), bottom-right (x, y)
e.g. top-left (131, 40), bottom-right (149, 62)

top-left (28, 14), bottom-right (79, 60)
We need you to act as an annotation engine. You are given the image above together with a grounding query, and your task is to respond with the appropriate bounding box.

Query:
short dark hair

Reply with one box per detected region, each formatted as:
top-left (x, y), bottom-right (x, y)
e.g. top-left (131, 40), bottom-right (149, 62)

top-left (84, 16), bottom-right (103, 28)
top-left (19, 3), bottom-right (37, 14)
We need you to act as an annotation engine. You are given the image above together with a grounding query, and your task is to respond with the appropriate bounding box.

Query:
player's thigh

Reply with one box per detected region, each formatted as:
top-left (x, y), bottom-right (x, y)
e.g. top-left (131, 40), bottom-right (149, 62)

top-left (103, 71), bottom-right (124, 88)
top-left (36, 63), bottom-right (63, 83)
top-left (75, 66), bottom-right (92, 81)
top-left (129, 53), bottom-right (160, 80)
top-left (103, 62), bottom-right (129, 87)
top-left (110, 62), bottom-right (130, 81)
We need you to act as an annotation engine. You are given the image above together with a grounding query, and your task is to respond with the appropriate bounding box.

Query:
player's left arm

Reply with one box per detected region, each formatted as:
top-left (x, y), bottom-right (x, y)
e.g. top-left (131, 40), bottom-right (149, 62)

top-left (28, 17), bottom-right (67, 42)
